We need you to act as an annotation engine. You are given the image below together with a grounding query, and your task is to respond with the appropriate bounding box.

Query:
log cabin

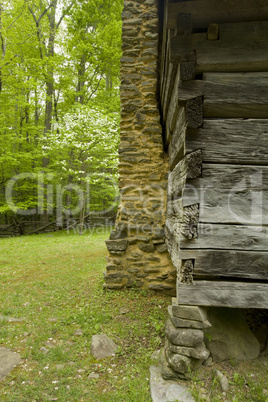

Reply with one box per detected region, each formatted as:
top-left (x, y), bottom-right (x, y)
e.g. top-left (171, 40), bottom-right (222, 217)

top-left (105, 0), bottom-right (268, 378)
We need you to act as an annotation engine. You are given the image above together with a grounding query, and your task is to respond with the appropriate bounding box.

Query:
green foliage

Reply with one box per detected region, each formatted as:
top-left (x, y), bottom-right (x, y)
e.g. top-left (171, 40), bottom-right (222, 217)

top-left (0, 0), bottom-right (123, 223)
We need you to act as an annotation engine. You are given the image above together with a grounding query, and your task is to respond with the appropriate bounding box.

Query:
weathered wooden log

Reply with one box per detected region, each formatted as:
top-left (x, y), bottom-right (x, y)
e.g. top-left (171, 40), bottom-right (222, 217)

top-left (182, 161), bottom-right (268, 224)
top-left (171, 21), bottom-right (268, 72)
top-left (183, 186), bottom-right (268, 225)
top-left (179, 259), bottom-right (194, 284)
top-left (168, 108), bottom-right (186, 167)
top-left (181, 224), bottom-right (268, 251)
top-left (162, 62), bottom-right (177, 122)
top-left (176, 13), bottom-right (192, 36)
top-left (175, 73), bottom-right (268, 118)
top-left (168, 0), bottom-right (268, 31)
top-left (164, 52), bottom-right (198, 146)
top-left (169, 150), bottom-right (202, 193)
top-left (160, 0), bottom-right (170, 98)
top-left (164, 64), bottom-right (181, 145)
top-left (182, 162), bottom-right (268, 220)
top-left (160, 29), bottom-right (174, 112)
top-left (185, 96), bottom-right (203, 128)
top-left (165, 96), bottom-right (202, 147)
top-left (186, 119), bottom-right (268, 165)
top-left (166, 199), bottom-right (184, 221)
top-left (181, 204), bottom-right (199, 240)
top-left (177, 280), bottom-right (268, 309)
top-left (180, 249), bottom-right (268, 280)
top-left (200, 163), bottom-right (268, 189)
top-left (180, 57), bottom-right (196, 81)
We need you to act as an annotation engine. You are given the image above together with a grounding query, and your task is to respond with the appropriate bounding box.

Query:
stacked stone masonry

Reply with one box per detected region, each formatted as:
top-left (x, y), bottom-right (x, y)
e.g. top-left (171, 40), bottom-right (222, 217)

top-left (161, 299), bottom-right (211, 380)
top-left (104, 0), bottom-right (176, 295)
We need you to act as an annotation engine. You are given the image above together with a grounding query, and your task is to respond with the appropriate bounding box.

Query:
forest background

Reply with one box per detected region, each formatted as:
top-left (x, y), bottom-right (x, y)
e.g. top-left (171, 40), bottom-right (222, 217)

top-left (0, 0), bottom-right (123, 232)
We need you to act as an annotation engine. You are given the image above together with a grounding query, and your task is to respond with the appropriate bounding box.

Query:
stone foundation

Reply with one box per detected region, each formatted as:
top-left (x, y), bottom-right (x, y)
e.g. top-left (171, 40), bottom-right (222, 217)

top-left (160, 301), bottom-right (262, 380)
top-left (161, 299), bottom-right (210, 380)
top-left (104, 0), bottom-right (176, 295)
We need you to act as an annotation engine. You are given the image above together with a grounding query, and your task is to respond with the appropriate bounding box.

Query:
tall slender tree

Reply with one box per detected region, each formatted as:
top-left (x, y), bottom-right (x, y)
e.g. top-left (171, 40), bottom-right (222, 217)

top-left (0, 0), bottom-right (123, 228)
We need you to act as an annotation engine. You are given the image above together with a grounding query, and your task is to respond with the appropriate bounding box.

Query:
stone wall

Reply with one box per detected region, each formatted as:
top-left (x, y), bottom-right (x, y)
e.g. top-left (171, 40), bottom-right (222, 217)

top-left (104, 0), bottom-right (176, 296)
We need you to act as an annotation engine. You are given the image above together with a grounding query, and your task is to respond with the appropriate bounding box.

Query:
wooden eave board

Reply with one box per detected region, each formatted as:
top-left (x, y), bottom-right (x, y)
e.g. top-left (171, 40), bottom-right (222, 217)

top-left (168, 0), bottom-right (268, 30)
top-left (170, 21), bottom-right (268, 72)
top-left (177, 280), bottom-right (268, 308)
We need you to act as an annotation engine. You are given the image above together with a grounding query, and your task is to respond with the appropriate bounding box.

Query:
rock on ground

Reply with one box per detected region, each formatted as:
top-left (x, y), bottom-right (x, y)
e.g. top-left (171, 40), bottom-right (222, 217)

top-left (90, 334), bottom-right (119, 360)
top-left (150, 365), bottom-right (195, 402)
top-left (215, 369), bottom-right (229, 392)
top-left (205, 308), bottom-right (260, 362)
top-left (0, 347), bottom-right (21, 380)
top-left (165, 319), bottom-right (204, 347)
top-left (0, 315), bottom-right (25, 322)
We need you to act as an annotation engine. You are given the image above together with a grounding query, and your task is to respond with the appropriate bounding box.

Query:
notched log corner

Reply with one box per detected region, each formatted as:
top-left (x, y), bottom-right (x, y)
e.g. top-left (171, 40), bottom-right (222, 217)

top-left (180, 51), bottom-right (196, 81)
top-left (179, 259), bottom-right (194, 284)
top-left (176, 13), bottom-right (192, 36)
top-left (186, 149), bottom-right (202, 179)
top-left (181, 204), bottom-right (199, 239)
top-left (185, 96), bottom-right (203, 128)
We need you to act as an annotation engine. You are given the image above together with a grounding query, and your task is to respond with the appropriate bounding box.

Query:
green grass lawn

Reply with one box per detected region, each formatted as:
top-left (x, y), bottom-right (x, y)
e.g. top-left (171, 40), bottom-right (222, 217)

top-left (0, 228), bottom-right (169, 401)
top-left (1, 228), bottom-right (268, 402)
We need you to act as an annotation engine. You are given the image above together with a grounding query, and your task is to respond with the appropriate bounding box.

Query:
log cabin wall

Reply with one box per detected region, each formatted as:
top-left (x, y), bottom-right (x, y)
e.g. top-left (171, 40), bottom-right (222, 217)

top-left (104, 0), bottom-right (176, 295)
top-left (161, 0), bottom-right (268, 308)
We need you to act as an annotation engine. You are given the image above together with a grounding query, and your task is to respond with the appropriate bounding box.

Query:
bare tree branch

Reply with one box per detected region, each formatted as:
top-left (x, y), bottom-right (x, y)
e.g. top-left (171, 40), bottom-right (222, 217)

top-left (7, 1), bottom-right (27, 30)
top-left (28, 6), bottom-right (38, 25)
top-left (38, 1), bottom-right (54, 24)
top-left (4, 54), bottom-right (19, 66)
top-left (86, 75), bottom-right (104, 102)
top-left (56, 0), bottom-right (75, 29)
top-left (28, 6), bottom-right (45, 59)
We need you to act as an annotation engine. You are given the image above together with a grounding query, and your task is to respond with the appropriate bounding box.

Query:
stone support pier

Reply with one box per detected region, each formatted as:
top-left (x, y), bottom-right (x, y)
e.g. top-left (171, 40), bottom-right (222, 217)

top-left (160, 299), bottom-right (211, 380)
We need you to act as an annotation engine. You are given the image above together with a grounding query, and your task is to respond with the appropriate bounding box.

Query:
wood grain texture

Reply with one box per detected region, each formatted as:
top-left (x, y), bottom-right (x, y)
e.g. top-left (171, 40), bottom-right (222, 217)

top-left (160, 0), bottom-right (170, 97)
top-left (176, 73), bottom-right (268, 118)
top-left (182, 162), bottom-right (268, 224)
top-left (165, 63), bottom-right (181, 145)
top-left (160, 29), bottom-right (173, 114)
top-left (164, 59), bottom-right (200, 146)
top-left (181, 204), bottom-right (199, 240)
top-left (170, 21), bottom-right (268, 72)
top-left (166, 199), bottom-right (184, 221)
top-left (162, 62), bottom-right (177, 122)
top-left (200, 164), bottom-right (268, 189)
top-left (176, 12), bottom-right (192, 35)
top-left (177, 280), bottom-right (268, 308)
top-left (168, 106), bottom-right (186, 166)
top-left (168, 0), bottom-right (268, 30)
top-left (182, 186), bottom-right (268, 224)
top-left (179, 249), bottom-right (268, 280)
top-left (180, 224), bottom-right (268, 251)
top-left (186, 119), bottom-right (268, 165)
top-left (169, 150), bottom-right (202, 196)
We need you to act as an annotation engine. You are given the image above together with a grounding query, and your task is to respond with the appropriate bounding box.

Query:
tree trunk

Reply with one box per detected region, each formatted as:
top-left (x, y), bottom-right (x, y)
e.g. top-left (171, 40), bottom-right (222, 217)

top-left (0, 4), bottom-right (6, 93)
top-left (75, 54), bottom-right (86, 105)
top-left (44, 0), bottom-right (57, 138)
